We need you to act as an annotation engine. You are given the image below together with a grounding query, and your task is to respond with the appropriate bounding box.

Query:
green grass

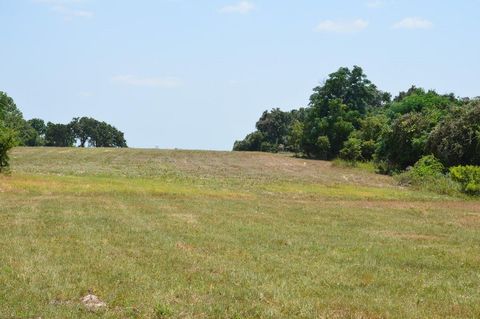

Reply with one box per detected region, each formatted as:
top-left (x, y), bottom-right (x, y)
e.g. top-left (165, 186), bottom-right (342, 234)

top-left (1, 147), bottom-right (480, 318)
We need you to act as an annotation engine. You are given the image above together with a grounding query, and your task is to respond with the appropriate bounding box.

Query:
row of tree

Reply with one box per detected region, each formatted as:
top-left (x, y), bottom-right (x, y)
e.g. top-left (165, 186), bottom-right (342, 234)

top-left (233, 66), bottom-right (480, 173)
top-left (0, 91), bottom-right (127, 171)
top-left (26, 117), bottom-right (127, 148)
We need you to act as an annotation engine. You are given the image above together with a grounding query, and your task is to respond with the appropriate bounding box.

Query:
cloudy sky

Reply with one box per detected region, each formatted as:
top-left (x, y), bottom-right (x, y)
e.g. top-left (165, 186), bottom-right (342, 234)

top-left (1, 0), bottom-right (479, 149)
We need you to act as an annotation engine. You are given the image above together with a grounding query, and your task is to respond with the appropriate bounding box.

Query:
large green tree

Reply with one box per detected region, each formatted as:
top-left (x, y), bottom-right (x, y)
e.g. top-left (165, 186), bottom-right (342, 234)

top-left (70, 117), bottom-right (127, 148)
top-left (301, 66), bottom-right (389, 159)
top-left (0, 92), bottom-right (23, 171)
top-left (0, 92), bottom-right (35, 146)
top-left (233, 108), bottom-right (306, 152)
top-left (45, 122), bottom-right (75, 147)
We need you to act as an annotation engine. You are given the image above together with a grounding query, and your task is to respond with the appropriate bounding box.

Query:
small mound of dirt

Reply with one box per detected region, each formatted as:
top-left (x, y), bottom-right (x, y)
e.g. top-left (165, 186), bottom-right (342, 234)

top-left (81, 294), bottom-right (106, 311)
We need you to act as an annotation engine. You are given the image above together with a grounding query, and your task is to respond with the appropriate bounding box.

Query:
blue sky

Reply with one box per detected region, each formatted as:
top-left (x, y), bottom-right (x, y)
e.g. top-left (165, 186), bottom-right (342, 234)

top-left (1, 0), bottom-right (479, 150)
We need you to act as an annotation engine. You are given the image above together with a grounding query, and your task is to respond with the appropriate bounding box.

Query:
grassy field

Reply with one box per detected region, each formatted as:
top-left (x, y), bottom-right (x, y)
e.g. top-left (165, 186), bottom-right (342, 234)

top-left (1, 147), bottom-right (480, 318)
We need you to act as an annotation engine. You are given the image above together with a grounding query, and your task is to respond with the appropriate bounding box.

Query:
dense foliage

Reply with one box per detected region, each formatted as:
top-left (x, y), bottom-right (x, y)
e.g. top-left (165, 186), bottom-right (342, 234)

top-left (234, 66), bottom-right (480, 195)
top-left (0, 127), bottom-right (17, 172)
top-left (0, 91), bottom-right (127, 171)
top-left (450, 166), bottom-right (480, 195)
top-left (233, 108), bottom-right (306, 153)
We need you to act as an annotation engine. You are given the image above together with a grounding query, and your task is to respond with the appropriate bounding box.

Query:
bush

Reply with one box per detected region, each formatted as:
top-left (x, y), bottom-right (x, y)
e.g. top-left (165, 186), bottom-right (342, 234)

top-left (410, 155), bottom-right (445, 177)
top-left (427, 102), bottom-right (480, 166)
top-left (376, 112), bottom-right (431, 171)
top-left (450, 165), bottom-right (480, 195)
top-left (395, 155), bottom-right (459, 196)
top-left (360, 140), bottom-right (376, 161)
top-left (339, 137), bottom-right (362, 163)
top-left (0, 128), bottom-right (17, 173)
top-left (316, 136), bottom-right (331, 160)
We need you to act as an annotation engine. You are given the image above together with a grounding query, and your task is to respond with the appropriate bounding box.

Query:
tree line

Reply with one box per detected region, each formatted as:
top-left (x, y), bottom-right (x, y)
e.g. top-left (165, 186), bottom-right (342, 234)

top-left (0, 91), bottom-right (127, 171)
top-left (234, 66), bottom-right (480, 174)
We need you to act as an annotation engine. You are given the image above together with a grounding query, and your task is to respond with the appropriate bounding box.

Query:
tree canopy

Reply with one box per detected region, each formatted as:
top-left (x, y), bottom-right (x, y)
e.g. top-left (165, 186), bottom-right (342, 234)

top-left (233, 66), bottom-right (474, 174)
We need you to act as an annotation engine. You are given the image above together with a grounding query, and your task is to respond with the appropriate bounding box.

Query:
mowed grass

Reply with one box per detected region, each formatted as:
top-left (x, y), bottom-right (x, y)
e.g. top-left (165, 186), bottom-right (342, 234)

top-left (1, 148), bottom-right (480, 318)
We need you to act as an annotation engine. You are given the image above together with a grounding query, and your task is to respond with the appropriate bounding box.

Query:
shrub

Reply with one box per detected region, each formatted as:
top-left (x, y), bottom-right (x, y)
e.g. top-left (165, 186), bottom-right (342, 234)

top-left (395, 155), bottom-right (459, 196)
top-left (0, 128), bottom-right (17, 173)
top-left (376, 112), bottom-right (431, 171)
top-left (339, 137), bottom-right (362, 163)
top-left (410, 155), bottom-right (445, 177)
top-left (427, 102), bottom-right (480, 166)
top-left (316, 136), bottom-right (331, 160)
top-left (360, 140), bottom-right (376, 161)
top-left (450, 165), bottom-right (480, 195)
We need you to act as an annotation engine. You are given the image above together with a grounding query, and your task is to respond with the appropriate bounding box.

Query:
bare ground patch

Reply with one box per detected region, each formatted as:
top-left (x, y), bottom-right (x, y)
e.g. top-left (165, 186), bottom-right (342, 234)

top-left (374, 230), bottom-right (443, 241)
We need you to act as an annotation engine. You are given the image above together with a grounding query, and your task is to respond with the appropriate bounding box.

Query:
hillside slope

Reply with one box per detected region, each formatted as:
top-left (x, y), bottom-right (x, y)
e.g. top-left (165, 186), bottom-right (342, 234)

top-left (1, 148), bottom-right (479, 318)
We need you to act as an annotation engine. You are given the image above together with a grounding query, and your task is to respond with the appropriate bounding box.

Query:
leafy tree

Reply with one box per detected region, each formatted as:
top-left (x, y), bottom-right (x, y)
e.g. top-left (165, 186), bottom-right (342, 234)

top-left (255, 108), bottom-right (292, 146)
top-left (427, 102), bottom-right (480, 166)
top-left (347, 114), bottom-right (390, 161)
top-left (388, 88), bottom-right (458, 117)
top-left (233, 108), bottom-right (306, 153)
top-left (287, 119), bottom-right (304, 154)
top-left (233, 131), bottom-right (265, 152)
top-left (28, 118), bottom-right (47, 136)
top-left (375, 87), bottom-right (459, 172)
top-left (316, 136), bottom-right (331, 160)
top-left (70, 117), bottom-right (97, 147)
top-left (301, 99), bottom-right (355, 158)
top-left (91, 121), bottom-right (127, 147)
top-left (0, 92), bottom-right (34, 146)
top-left (70, 117), bottom-right (127, 148)
top-left (393, 86), bottom-right (425, 102)
top-left (45, 122), bottom-right (75, 147)
top-left (309, 66), bottom-right (390, 117)
top-left (0, 92), bottom-right (24, 131)
top-left (24, 118), bottom-right (47, 146)
top-left (0, 126), bottom-right (17, 172)
top-left (339, 137), bottom-right (362, 163)
top-left (301, 66), bottom-right (388, 159)
top-left (376, 113), bottom-right (431, 172)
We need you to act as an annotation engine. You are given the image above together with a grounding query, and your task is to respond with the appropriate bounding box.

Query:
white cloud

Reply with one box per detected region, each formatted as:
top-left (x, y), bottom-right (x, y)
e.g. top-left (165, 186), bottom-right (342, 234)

top-left (34, 0), bottom-right (84, 3)
top-left (52, 5), bottom-right (94, 19)
top-left (315, 19), bottom-right (369, 33)
top-left (393, 17), bottom-right (433, 30)
top-left (111, 75), bottom-right (182, 89)
top-left (219, 1), bottom-right (255, 14)
top-left (366, 0), bottom-right (385, 8)
top-left (34, 0), bottom-right (93, 20)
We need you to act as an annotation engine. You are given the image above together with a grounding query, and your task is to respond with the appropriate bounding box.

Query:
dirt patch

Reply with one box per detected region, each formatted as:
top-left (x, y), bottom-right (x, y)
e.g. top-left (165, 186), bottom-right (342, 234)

top-left (457, 214), bottom-right (480, 228)
top-left (81, 294), bottom-right (106, 311)
top-left (375, 231), bottom-right (442, 241)
top-left (176, 242), bottom-right (194, 252)
top-left (172, 213), bottom-right (198, 224)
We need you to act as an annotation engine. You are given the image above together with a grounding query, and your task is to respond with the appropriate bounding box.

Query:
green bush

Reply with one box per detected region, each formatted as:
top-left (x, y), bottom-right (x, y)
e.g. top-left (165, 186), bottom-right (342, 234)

top-left (395, 155), bottom-right (459, 196)
top-left (339, 137), bottom-right (362, 163)
top-left (450, 165), bottom-right (480, 195)
top-left (0, 127), bottom-right (17, 173)
top-left (360, 140), bottom-right (376, 161)
top-left (410, 155), bottom-right (445, 177)
top-left (316, 136), bottom-right (331, 160)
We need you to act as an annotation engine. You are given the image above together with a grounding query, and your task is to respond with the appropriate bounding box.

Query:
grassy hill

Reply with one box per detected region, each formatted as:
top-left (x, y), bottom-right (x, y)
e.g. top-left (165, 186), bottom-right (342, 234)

top-left (1, 148), bottom-right (480, 318)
